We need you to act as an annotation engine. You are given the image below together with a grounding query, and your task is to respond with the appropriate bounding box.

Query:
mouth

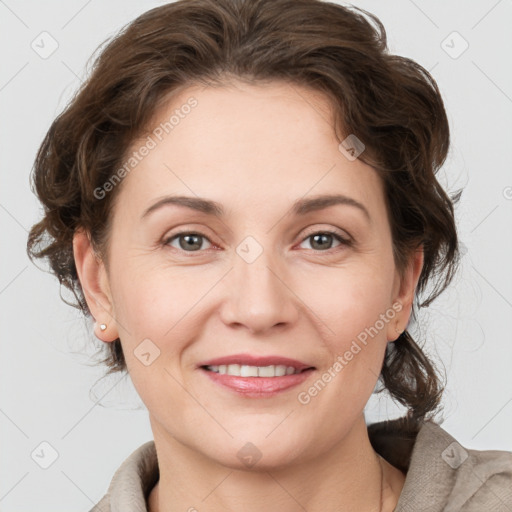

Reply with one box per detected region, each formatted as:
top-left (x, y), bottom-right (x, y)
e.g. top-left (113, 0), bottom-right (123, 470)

top-left (201, 364), bottom-right (311, 377)
top-left (197, 354), bottom-right (316, 397)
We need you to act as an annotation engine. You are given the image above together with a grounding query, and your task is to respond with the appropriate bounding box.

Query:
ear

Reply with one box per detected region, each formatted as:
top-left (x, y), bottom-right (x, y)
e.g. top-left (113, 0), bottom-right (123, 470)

top-left (387, 246), bottom-right (424, 342)
top-left (73, 228), bottom-right (119, 342)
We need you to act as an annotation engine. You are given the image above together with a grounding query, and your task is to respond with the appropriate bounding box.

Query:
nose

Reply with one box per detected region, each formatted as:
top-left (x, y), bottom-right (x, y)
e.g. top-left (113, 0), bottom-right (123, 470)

top-left (219, 246), bottom-right (299, 334)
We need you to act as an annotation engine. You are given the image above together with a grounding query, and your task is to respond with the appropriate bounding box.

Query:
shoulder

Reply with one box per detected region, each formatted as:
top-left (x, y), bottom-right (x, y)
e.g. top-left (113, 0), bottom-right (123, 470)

top-left (89, 440), bottom-right (159, 512)
top-left (370, 417), bottom-right (512, 511)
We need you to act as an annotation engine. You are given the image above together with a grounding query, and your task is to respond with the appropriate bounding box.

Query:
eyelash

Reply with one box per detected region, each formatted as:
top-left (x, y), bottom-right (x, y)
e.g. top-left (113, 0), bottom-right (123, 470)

top-left (162, 229), bottom-right (352, 255)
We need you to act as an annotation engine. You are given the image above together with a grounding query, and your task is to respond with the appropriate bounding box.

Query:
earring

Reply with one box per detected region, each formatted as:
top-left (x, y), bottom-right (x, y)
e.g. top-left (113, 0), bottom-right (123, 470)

top-left (100, 323), bottom-right (107, 331)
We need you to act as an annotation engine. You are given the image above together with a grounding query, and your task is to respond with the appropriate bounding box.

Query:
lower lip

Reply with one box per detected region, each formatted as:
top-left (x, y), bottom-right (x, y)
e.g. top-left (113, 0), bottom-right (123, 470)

top-left (200, 368), bottom-right (315, 397)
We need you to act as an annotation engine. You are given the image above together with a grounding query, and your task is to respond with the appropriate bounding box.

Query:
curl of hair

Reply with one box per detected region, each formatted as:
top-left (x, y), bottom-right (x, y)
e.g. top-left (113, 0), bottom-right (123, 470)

top-left (27, 0), bottom-right (460, 420)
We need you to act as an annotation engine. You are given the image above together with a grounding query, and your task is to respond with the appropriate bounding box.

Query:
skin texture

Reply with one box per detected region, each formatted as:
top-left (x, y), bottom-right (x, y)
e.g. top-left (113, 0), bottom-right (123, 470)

top-left (73, 80), bottom-right (423, 512)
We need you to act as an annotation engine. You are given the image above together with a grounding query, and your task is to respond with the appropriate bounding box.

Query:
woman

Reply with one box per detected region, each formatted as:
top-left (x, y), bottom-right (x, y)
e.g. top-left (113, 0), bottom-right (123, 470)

top-left (27, 0), bottom-right (512, 510)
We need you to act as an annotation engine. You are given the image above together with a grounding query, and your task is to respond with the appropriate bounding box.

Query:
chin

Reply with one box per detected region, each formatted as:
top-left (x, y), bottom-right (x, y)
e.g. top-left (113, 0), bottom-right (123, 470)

top-left (198, 433), bottom-right (308, 472)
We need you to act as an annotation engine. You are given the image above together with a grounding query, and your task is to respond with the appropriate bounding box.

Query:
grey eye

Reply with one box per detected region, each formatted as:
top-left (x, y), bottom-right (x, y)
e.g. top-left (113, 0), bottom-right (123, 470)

top-left (300, 232), bottom-right (344, 251)
top-left (167, 233), bottom-right (212, 251)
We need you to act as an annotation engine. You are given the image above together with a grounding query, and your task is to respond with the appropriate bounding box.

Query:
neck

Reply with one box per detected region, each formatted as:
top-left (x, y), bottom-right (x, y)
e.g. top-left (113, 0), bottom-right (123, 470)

top-left (148, 414), bottom-right (405, 512)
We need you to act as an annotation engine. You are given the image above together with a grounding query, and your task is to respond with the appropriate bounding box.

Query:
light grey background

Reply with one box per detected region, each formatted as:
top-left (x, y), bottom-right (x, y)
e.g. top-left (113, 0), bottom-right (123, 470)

top-left (1, 0), bottom-right (511, 510)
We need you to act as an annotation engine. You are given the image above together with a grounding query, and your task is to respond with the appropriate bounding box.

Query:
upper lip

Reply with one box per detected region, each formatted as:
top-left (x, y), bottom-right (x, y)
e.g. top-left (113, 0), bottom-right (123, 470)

top-left (198, 353), bottom-right (314, 371)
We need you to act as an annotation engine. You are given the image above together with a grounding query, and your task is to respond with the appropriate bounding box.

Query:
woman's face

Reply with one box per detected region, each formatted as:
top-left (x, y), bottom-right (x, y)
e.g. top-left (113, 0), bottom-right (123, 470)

top-left (76, 80), bottom-right (420, 469)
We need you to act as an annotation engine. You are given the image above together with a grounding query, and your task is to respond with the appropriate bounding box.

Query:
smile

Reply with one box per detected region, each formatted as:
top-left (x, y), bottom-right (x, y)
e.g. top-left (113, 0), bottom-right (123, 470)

top-left (203, 364), bottom-right (304, 377)
top-left (199, 365), bottom-right (315, 397)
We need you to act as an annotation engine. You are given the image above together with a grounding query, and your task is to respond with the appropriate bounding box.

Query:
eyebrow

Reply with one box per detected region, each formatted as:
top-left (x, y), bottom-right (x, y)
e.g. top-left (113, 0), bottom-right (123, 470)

top-left (141, 193), bottom-right (370, 221)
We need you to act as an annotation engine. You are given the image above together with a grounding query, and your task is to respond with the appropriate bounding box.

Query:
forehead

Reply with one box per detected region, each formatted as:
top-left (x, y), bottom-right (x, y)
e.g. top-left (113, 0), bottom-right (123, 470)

top-left (114, 80), bottom-right (385, 222)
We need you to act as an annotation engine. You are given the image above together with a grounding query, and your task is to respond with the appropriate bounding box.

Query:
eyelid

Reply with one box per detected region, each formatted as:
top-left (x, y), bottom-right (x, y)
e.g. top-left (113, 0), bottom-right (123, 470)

top-left (162, 223), bottom-right (220, 244)
top-left (299, 225), bottom-right (353, 243)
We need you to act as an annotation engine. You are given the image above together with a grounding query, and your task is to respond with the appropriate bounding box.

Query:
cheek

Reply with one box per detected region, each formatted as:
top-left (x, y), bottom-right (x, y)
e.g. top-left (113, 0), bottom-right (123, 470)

top-left (111, 261), bottom-right (197, 333)
top-left (295, 267), bottom-right (395, 416)
top-left (111, 263), bottom-right (217, 374)
top-left (301, 259), bottom-right (395, 346)
top-left (110, 267), bottom-right (201, 415)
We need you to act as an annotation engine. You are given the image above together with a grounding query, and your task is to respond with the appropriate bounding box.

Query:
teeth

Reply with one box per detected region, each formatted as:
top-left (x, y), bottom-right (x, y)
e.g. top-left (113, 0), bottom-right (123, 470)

top-left (206, 364), bottom-right (301, 377)
top-left (240, 365), bottom-right (258, 377)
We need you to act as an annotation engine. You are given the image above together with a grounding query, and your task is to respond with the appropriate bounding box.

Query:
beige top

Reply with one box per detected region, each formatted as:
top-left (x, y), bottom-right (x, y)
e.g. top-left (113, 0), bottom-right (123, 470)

top-left (90, 417), bottom-right (512, 511)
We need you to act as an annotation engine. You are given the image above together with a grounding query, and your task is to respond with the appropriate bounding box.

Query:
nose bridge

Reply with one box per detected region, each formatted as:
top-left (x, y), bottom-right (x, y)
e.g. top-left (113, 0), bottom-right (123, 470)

top-left (220, 235), bottom-right (297, 332)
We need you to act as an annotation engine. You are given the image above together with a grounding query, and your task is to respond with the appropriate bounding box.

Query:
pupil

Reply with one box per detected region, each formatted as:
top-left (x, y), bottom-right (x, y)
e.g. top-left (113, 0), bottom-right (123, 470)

top-left (312, 234), bottom-right (331, 250)
top-left (180, 234), bottom-right (201, 251)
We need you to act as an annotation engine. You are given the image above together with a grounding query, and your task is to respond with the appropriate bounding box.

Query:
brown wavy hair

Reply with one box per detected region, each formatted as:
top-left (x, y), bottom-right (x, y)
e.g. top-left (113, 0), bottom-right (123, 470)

top-left (27, 0), bottom-right (460, 423)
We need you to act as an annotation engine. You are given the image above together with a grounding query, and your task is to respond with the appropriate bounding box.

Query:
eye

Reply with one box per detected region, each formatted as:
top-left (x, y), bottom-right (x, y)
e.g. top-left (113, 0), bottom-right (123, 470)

top-left (163, 229), bottom-right (352, 254)
top-left (298, 230), bottom-right (351, 252)
top-left (164, 231), bottom-right (213, 252)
